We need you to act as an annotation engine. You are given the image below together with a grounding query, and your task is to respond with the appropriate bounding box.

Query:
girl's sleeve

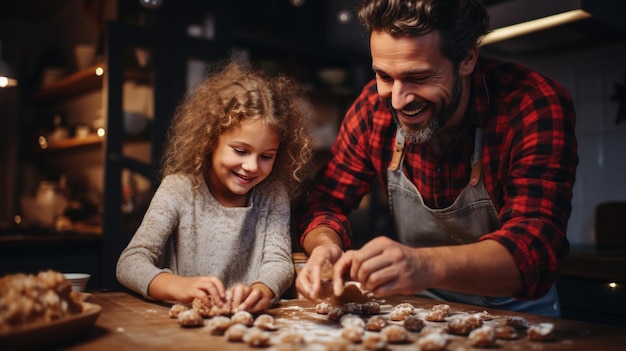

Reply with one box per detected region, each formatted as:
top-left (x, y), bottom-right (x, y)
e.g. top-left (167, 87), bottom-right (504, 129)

top-left (115, 175), bottom-right (182, 299)
top-left (255, 183), bottom-right (295, 303)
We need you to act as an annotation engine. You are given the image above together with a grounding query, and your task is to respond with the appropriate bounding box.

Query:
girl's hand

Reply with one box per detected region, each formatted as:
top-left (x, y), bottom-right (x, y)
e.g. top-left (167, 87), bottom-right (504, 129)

top-left (148, 273), bottom-right (227, 308)
top-left (229, 283), bottom-right (274, 313)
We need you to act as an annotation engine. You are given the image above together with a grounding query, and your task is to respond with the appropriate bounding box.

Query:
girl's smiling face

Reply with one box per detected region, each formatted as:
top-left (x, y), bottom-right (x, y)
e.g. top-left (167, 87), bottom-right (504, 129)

top-left (206, 119), bottom-right (280, 207)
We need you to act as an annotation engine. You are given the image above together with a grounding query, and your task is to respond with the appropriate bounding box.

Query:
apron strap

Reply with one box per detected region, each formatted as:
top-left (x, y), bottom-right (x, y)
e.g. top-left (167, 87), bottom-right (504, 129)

top-left (389, 129), bottom-right (405, 171)
top-left (470, 126), bottom-right (485, 187)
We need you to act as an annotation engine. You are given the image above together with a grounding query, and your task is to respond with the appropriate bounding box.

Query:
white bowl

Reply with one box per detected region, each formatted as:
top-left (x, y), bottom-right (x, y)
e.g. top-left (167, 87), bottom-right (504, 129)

top-left (63, 273), bottom-right (91, 292)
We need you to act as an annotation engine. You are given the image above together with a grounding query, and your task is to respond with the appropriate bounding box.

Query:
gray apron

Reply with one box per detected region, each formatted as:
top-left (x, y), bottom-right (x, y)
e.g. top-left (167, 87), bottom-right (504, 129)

top-left (386, 127), bottom-right (560, 318)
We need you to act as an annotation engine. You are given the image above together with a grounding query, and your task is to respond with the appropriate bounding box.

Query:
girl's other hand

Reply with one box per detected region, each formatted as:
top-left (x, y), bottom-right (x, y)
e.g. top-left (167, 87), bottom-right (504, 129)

top-left (230, 282), bottom-right (274, 313)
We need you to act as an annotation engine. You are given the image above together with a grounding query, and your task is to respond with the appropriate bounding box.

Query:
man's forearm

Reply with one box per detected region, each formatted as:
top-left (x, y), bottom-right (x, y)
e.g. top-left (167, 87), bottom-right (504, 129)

top-left (302, 226), bottom-right (343, 256)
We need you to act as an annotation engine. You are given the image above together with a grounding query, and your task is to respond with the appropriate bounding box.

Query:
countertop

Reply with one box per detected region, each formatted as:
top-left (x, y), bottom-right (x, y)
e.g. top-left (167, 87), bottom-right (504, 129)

top-left (561, 244), bottom-right (626, 282)
top-left (13, 291), bottom-right (626, 350)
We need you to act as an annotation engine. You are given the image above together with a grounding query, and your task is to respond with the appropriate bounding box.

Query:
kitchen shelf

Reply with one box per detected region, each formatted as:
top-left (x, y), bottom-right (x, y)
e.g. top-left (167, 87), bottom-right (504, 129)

top-left (32, 134), bottom-right (104, 153)
top-left (34, 64), bottom-right (151, 101)
top-left (34, 65), bottom-right (105, 101)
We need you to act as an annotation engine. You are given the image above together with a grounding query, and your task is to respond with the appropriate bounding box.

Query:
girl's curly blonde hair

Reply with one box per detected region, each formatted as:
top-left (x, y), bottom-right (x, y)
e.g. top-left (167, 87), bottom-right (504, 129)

top-left (161, 60), bottom-right (313, 198)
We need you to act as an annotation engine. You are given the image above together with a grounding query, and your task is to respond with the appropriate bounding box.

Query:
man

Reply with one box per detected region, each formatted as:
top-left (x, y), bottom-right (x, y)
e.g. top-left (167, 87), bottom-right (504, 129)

top-left (296, 0), bottom-right (578, 317)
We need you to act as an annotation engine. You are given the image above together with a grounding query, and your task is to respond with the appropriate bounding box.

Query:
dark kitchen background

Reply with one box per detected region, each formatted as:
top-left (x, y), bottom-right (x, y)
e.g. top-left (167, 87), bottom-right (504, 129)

top-left (0, 0), bottom-right (624, 326)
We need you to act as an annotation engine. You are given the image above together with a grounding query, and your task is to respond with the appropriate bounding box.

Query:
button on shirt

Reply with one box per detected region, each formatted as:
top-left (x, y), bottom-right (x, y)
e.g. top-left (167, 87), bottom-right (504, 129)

top-left (299, 57), bottom-right (578, 300)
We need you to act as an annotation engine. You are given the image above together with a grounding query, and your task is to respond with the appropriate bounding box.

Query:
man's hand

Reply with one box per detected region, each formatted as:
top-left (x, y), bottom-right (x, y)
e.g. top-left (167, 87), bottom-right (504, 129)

top-left (333, 236), bottom-right (423, 297)
top-left (295, 243), bottom-right (343, 301)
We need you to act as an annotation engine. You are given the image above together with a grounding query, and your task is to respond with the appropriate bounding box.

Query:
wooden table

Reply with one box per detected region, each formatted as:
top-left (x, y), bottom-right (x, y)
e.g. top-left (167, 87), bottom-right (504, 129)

top-left (51, 291), bottom-right (625, 350)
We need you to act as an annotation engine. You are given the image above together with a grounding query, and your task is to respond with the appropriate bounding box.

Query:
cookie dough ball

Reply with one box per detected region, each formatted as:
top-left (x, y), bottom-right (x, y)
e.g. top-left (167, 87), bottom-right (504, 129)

top-left (424, 309), bottom-right (447, 322)
top-left (231, 310), bottom-right (254, 327)
top-left (389, 308), bottom-right (410, 321)
top-left (192, 297), bottom-right (211, 317)
top-left (177, 309), bottom-right (204, 327)
top-left (243, 327), bottom-right (271, 347)
top-left (342, 302), bottom-right (362, 315)
top-left (340, 315), bottom-right (365, 329)
top-left (494, 325), bottom-right (519, 340)
top-left (394, 302), bottom-right (415, 315)
top-left (528, 323), bottom-right (555, 342)
top-left (506, 316), bottom-right (529, 330)
top-left (224, 323), bottom-right (248, 342)
top-left (253, 313), bottom-right (278, 331)
top-left (366, 315), bottom-right (387, 331)
top-left (206, 315), bottom-right (232, 334)
top-left (341, 325), bottom-right (364, 343)
top-left (381, 324), bottom-right (408, 344)
top-left (169, 303), bottom-right (189, 318)
top-left (315, 301), bottom-right (333, 314)
top-left (328, 307), bottom-right (345, 321)
top-left (468, 325), bottom-right (496, 347)
top-left (431, 304), bottom-right (450, 316)
top-left (416, 332), bottom-right (450, 351)
top-left (404, 315), bottom-right (425, 332)
top-left (362, 301), bottom-right (380, 315)
top-left (448, 315), bottom-right (483, 335)
top-left (277, 331), bottom-right (305, 345)
top-left (209, 302), bottom-right (232, 317)
top-left (363, 333), bottom-right (388, 350)
top-left (321, 259), bottom-right (334, 281)
top-left (475, 310), bottom-right (492, 321)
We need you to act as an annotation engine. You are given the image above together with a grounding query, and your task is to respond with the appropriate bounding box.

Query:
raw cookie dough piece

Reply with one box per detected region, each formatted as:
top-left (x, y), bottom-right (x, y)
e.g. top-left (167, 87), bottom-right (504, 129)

top-left (224, 323), bottom-right (248, 342)
top-left (475, 310), bottom-right (493, 321)
top-left (431, 304), bottom-right (450, 316)
top-left (340, 314), bottom-right (366, 329)
top-left (468, 325), bottom-right (496, 347)
top-left (362, 301), bottom-right (380, 315)
top-left (315, 301), bottom-right (333, 314)
top-left (321, 259), bottom-right (334, 281)
top-left (448, 315), bottom-right (483, 335)
top-left (342, 302), bottom-right (362, 315)
top-left (424, 309), bottom-right (447, 322)
top-left (366, 315), bottom-right (387, 331)
top-left (253, 313), bottom-right (278, 331)
top-left (493, 325), bottom-right (519, 340)
top-left (404, 315), bottom-right (425, 332)
top-left (206, 316), bottom-right (232, 334)
top-left (341, 325), bottom-right (364, 343)
top-left (334, 282), bottom-right (371, 304)
top-left (394, 302), bottom-right (416, 315)
top-left (506, 316), bottom-right (529, 330)
top-left (209, 302), bottom-right (232, 317)
top-left (528, 323), bottom-right (555, 341)
top-left (243, 327), bottom-right (271, 347)
top-left (169, 303), bottom-right (189, 318)
top-left (277, 331), bottom-right (305, 345)
top-left (416, 332), bottom-right (450, 351)
top-left (177, 309), bottom-right (204, 327)
top-left (363, 333), bottom-right (388, 350)
top-left (231, 310), bottom-right (254, 327)
top-left (381, 324), bottom-right (408, 344)
top-left (328, 307), bottom-right (345, 321)
top-left (192, 297), bottom-right (211, 317)
top-left (389, 309), bottom-right (410, 321)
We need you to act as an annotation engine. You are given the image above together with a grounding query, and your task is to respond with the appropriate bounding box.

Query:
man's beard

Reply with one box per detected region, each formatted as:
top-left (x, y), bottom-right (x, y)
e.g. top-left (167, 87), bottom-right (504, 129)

top-left (389, 72), bottom-right (463, 144)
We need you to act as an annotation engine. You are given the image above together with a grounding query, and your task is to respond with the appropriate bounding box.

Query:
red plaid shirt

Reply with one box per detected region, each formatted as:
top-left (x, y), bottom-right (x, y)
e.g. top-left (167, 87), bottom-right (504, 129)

top-left (299, 57), bottom-right (578, 299)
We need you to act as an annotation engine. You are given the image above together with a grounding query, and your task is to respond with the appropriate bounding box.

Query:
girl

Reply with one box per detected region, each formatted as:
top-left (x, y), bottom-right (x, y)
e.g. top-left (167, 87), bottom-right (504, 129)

top-left (116, 61), bottom-right (313, 313)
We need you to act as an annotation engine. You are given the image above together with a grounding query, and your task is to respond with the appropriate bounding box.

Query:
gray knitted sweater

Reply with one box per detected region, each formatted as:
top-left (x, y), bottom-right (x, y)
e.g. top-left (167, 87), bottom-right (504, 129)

top-left (116, 174), bottom-right (294, 303)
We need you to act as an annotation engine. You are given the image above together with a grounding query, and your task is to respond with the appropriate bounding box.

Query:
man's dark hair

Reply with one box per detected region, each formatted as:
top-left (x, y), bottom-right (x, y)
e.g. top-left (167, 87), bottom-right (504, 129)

top-left (357, 0), bottom-right (490, 65)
